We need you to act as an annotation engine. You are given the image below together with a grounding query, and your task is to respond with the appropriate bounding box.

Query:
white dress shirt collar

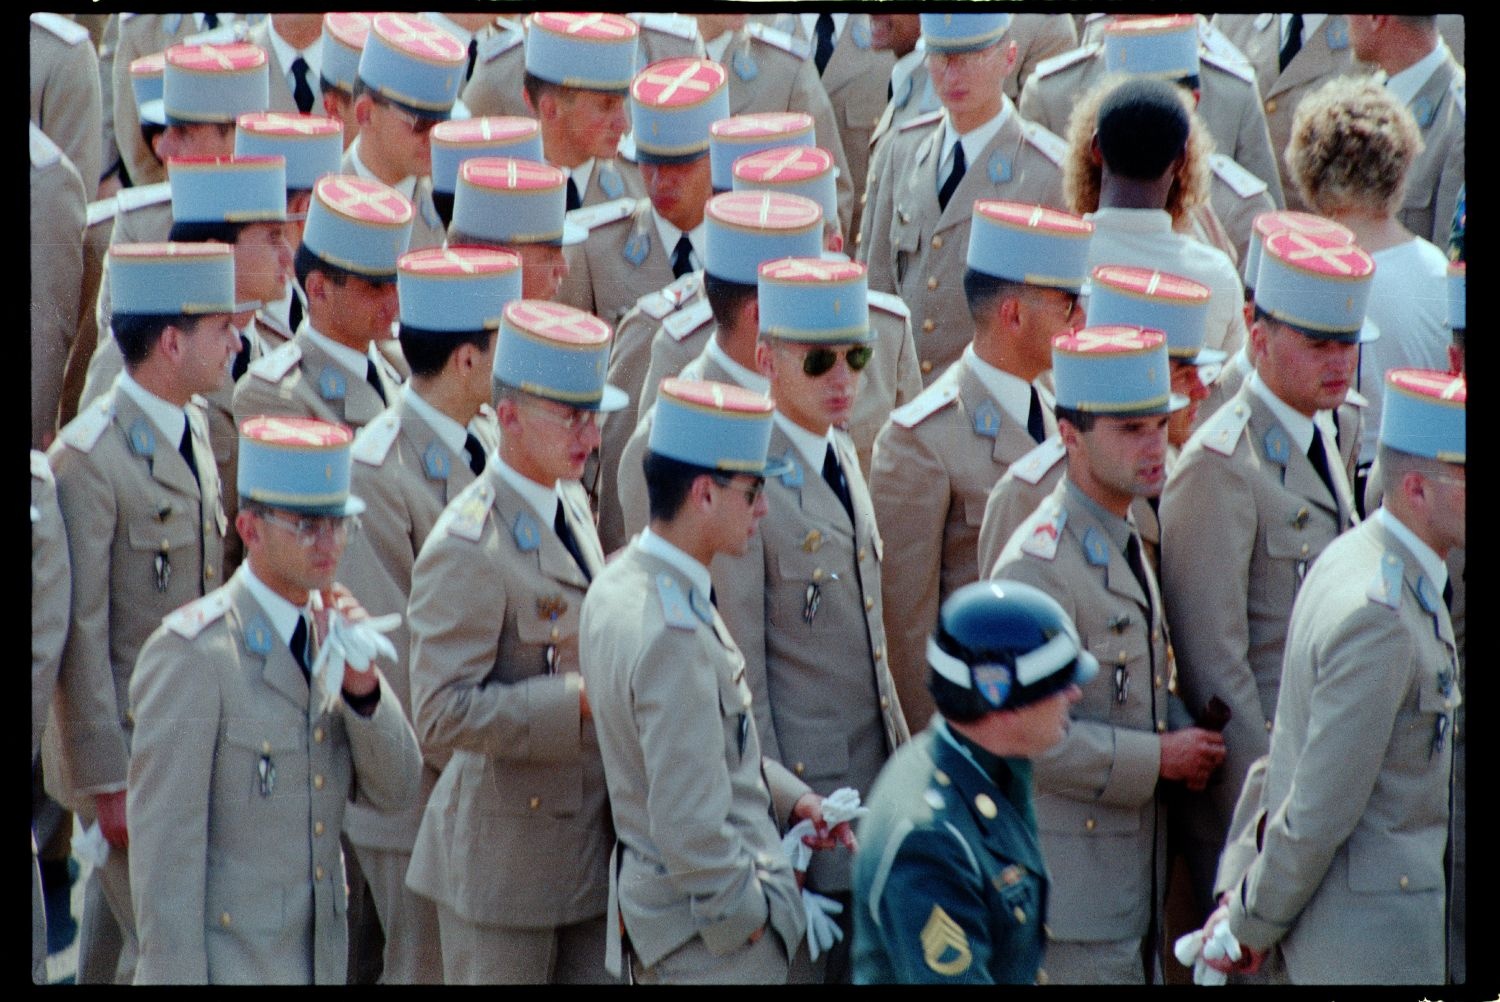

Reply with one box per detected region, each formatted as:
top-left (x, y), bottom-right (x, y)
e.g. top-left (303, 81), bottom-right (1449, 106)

top-left (401, 383), bottom-right (468, 456)
top-left (1246, 370), bottom-right (1324, 456)
top-left (348, 137), bottom-right (417, 200)
top-left (1384, 38), bottom-right (1450, 107)
top-left (640, 527), bottom-right (714, 600)
top-left (651, 211), bottom-right (707, 274)
top-left (265, 17), bottom-right (321, 84)
top-left (964, 344), bottom-right (1035, 429)
top-left (774, 411), bottom-right (835, 473)
top-left (800, 12), bottom-right (848, 45)
top-left (1373, 507), bottom-right (1447, 594)
top-left (492, 453), bottom-right (560, 525)
top-left (240, 561), bottom-right (312, 647)
top-left (117, 371), bottom-right (188, 444)
top-left (302, 323), bottom-right (373, 379)
top-left (941, 97), bottom-right (1011, 175)
top-left (705, 337), bottom-right (769, 394)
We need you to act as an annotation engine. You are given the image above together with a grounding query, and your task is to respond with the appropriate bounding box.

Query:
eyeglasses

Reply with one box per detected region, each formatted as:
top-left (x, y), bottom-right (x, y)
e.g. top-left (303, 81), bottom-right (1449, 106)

top-left (376, 98), bottom-right (439, 135)
top-left (791, 344), bottom-right (873, 378)
top-left (711, 474), bottom-right (766, 506)
top-left (521, 400), bottom-right (607, 432)
top-left (257, 510), bottom-right (360, 548)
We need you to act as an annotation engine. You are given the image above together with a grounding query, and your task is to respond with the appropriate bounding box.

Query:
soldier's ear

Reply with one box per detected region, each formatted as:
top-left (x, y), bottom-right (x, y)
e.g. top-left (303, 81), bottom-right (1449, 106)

top-left (754, 338), bottom-right (775, 379)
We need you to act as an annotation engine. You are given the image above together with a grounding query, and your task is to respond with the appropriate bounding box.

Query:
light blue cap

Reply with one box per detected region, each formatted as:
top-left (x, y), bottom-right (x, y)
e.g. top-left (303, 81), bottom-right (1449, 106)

top-left (359, 13), bottom-right (466, 118)
top-left (919, 13), bottom-right (1013, 54)
top-left (452, 157), bottom-right (587, 246)
top-left (732, 146), bottom-right (838, 225)
top-left (1448, 263), bottom-right (1465, 331)
top-left (494, 300), bottom-right (628, 412)
top-left (709, 112), bottom-right (815, 191)
top-left (703, 190), bottom-right (824, 285)
top-left (146, 42), bottom-right (269, 127)
top-left (129, 53), bottom-right (165, 121)
top-left (430, 117), bottom-right (543, 195)
top-left (109, 242), bottom-right (236, 316)
top-left (237, 416), bottom-right (365, 517)
top-left (168, 155), bottom-right (287, 223)
top-left (524, 12), bottom-right (640, 93)
top-left (234, 112), bottom-right (344, 192)
top-left (1052, 326), bottom-right (1188, 415)
top-left (1244, 210), bottom-right (1354, 290)
top-left (1379, 369), bottom-right (1465, 464)
top-left (649, 377), bottom-right (789, 476)
top-left (302, 174), bottom-right (415, 280)
top-left (1085, 265), bottom-right (1223, 365)
top-left (631, 57), bottom-right (730, 164)
top-left (320, 12), bottom-right (370, 95)
top-left (1102, 15), bottom-right (1200, 79)
top-left (758, 257), bottom-right (873, 344)
top-left (1255, 229), bottom-right (1376, 343)
top-left (967, 200), bottom-right (1093, 291)
top-left (398, 246), bottom-right (523, 332)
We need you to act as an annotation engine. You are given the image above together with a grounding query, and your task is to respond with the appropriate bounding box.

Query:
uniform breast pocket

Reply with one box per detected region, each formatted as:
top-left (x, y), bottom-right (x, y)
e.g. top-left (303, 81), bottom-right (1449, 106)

top-left (221, 718), bottom-right (306, 806)
top-left (127, 514), bottom-right (201, 593)
top-left (1264, 517), bottom-right (1333, 599)
top-left (487, 758), bottom-right (583, 817)
top-left (992, 865), bottom-right (1042, 931)
top-left (517, 607), bottom-right (579, 678)
top-left (1085, 636), bottom-right (1152, 723)
top-left (893, 215), bottom-right (920, 285)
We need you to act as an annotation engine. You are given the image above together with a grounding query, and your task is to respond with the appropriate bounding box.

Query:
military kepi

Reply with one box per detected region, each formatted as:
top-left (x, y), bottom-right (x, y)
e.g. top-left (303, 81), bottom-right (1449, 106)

top-left (732, 146), bottom-right (838, 226)
top-left (359, 12), bottom-right (467, 118)
top-left (919, 13), bottom-right (1012, 53)
top-left (1255, 230), bottom-right (1377, 343)
top-left (452, 157), bottom-right (587, 246)
top-left (649, 377), bottom-right (789, 476)
top-left (525, 12), bottom-right (640, 93)
top-left (430, 117), bottom-right (543, 196)
top-left (145, 42), bottom-right (269, 127)
top-left (398, 246), bottom-right (523, 332)
top-left (967, 200), bottom-right (1093, 292)
top-left (110, 242), bottom-right (236, 317)
top-left (238, 416), bottom-right (365, 517)
top-left (1052, 326), bottom-right (1188, 415)
top-left (235, 113), bottom-right (344, 193)
top-left (758, 258), bottom-right (873, 344)
top-left (1086, 265), bottom-right (1222, 365)
top-left (631, 58), bottom-right (730, 164)
top-left (703, 190), bottom-right (823, 285)
top-left (301, 174), bottom-right (414, 279)
top-left (320, 12), bottom-right (371, 96)
top-left (1448, 263), bottom-right (1465, 332)
top-left (1242, 210), bottom-right (1353, 292)
top-left (1379, 369), bottom-right (1465, 464)
top-left (1102, 15), bottom-right (1199, 79)
top-left (709, 112), bottom-right (814, 191)
top-left (494, 300), bottom-right (628, 412)
top-left (168, 155), bottom-right (287, 223)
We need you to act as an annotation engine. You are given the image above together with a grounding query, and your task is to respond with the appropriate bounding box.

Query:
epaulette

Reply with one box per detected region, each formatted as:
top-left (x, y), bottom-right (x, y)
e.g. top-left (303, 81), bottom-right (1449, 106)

top-left (1032, 43), bottom-right (1100, 80)
top-left (567, 196), bottom-right (643, 232)
top-left (638, 271), bottom-right (701, 321)
top-left (29, 127), bottom-right (62, 170)
top-left (1010, 436), bottom-right (1066, 485)
top-left (165, 589), bottom-right (233, 639)
top-left (87, 197), bottom-right (119, 228)
top-left (1201, 48), bottom-right (1256, 85)
top-left (1343, 387), bottom-right (1369, 409)
top-left (31, 12), bottom-right (90, 45)
top-left (867, 289), bottom-right (911, 320)
top-left (1019, 502), bottom-right (1067, 561)
top-left (1210, 153), bottom-right (1267, 199)
top-left (479, 23), bottom-right (524, 63)
top-left (247, 340), bottom-right (302, 382)
top-left (632, 12), bottom-right (697, 41)
top-left (116, 181), bottom-right (172, 214)
top-left (31, 449), bottom-right (53, 483)
top-left (899, 108), bottom-right (945, 133)
top-left (1022, 121), bottom-right (1068, 167)
top-left (1202, 398), bottom-right (1251, 457)
top-left (444, 480), bottom-right (494, 543)
top-left (661, 297), bottom-right (714, 342)
top-left (59, 397), bottom-right (112, 453)
top-left (183, 23), bottom-right (245, 46)
top-left (351, 409), bottom-right (401, 466)
top-left (1366, 549), bottom-right (1403, 610)
top-left (890, 380), bottom-right (958, 429)
top-left (746, 21), bottom-right (810, 60)
top-left (655, 572), bottom-right (699, 631)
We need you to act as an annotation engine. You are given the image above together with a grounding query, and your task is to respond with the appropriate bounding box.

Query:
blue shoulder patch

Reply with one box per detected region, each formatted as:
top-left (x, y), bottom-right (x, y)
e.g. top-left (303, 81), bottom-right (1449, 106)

top-left (656, 572), bottom-right (697, 630)
top-left (971, 398), bottom-right (1001, 438)
top-left (317, 366), bottom-right (348, 401)
top-left (1262, 425), bottom-right (1290, 465)
top-left (1366, 550), bottom-right (1403, 609)
top-left (512, 509), bottom-right (541, 552)
top-left (127, 418), bottom-right (156, 458)
top-left (1082, 526), bottom-right (1111, 567)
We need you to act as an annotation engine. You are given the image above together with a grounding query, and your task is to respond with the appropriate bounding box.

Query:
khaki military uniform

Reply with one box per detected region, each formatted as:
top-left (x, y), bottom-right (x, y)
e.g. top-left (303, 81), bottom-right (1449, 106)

top-left (991, 478), bottom-right (1171, 983)
top-left (868, 354), bottom-right (1052, 732)
top-left (248, 19), bottom-right (307, 114)
top-left (556, 198), bottom-right (673, 327)
top-left (1397, 50), bottom-right (1465, 246)
top-left (333, 396), bottom-right (500, 984)
top-left (126, 570), bottom-right (422, 983)
top-left (31, 13), bottom-right (104, 197)
top-left (31, 126), bottom-right (88, 450)
top-left (340, 143), bottom-right (446, 252)
top-left (1019, 42), bottom-right (1286, 209)
top-left (405, 471), bottom-right (613, 983)
top-left (861, 104), bottom-right (1067, 385)
top-left (1204, 153), bottom-right (1277, 268)
top-left (457, 17), bottom-right (528, 119)
top-left (59, 198), bottom-right (116, 429)
top-left (579, 539), bottom-right (811, 982)
top-left (632, 12), bottom-right (707, 64)
top-left (233, 333), bottom-right (403, 432)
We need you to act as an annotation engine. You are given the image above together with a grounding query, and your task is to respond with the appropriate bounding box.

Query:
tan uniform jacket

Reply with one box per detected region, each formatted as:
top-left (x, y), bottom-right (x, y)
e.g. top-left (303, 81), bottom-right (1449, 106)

top-left (1225, 517), bottom-right (1456, 984)
top-left (550, 157), bottom-right (652, 307)
top-left (33, 451), bottom-right (72, 764)
top-left (713, 425), bottom-right (908, 894)
top-left (31, 14), bottom-right (104, 195)
top-left (337, 397), bottom-right (500, 851)
top-left (1202, 154), bottom-right (1277, 268)
top-left (991, 478), bottom-right (1170, 942)
top-left (248, 19), bottom-right (304, 115)
top-left (860, 104), bottom-right (1066, 385)
top-left (405, 473), bottom-right (611, 929)
top-left (556, 198), bottom-right (671, 327)
top-left (127, 569), bottom-right (421, 984)
top-left (31, 126), bottom-right (88, 449)
top-left (457, 18), bottom-right (527, 119)
top-left (45, 385), bottom-right (225, 810)
top-left (579, 540), bottom-right (809, 975)
top-left (233, 333), bottom-right (404, 432)
top-left (869, 355), bottom-right (1050, 733)
top-left (1158, 383), bottom-right (1357, 847)
top-left (1398, 52), bottom-right (1465, 246)
top-left (861, 57), bottom-right (938, 250)
top-left (58, 198), bottom-right (116, 430)
top-left (83, 187), bottom-right (173, 409)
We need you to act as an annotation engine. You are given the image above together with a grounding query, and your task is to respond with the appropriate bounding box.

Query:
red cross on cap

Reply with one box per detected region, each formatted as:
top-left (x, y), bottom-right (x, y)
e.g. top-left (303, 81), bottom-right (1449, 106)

top-left (506, 301), bottom-right (611, 345)
top-left (401, 246), bottom-right (521, 276)
top-left (1107, 13), bottom-right (1195, 34)
top-left (534, 11), bottom-right (639, 40)
top-left (1092, 265), bottom-right (1210, 302)
top-left (1265, 230), bottom-right (1374, 278)
top-left (373, 12), bottom-right (466, 64)
top-left (712, 112), bottom-right (814, 138)
top-left (709, 191), bottom-right (822, 230)
top-left (130, 53), bottom-right (165, 76)
top-left (1253, 210), bottom-right (1354, 244)
top-left (735, 146), bottom-right (831, 184)
top-left (634, 58), bottom-right (726, 106)
top-left (1389, 368), bottom-right (1467, 404)
top-left (434, 117), bottom-right (537, 145)
top-left (663, 377), bottom-right (774, 414)
top-left (977, 200), bottom-right (1094, 235)
top-left (168, 42), bottom-right (267, 73)
top-left (317, 175), bottom-right (415, 225)
top-left (240, 112), bottom-right (341, 137)
top-left (1062, 325), bottom-right (1162, 353)
top-left (462, 157), bottom-right (562, 191)
top-left (761, 257), bottom-right (863, 283)
top-left (246, 415), bottom-right (351, 448)
top-left (324, 12), bottom-right (372, 49)
top-left (113, 242), bottom-right (232, 260)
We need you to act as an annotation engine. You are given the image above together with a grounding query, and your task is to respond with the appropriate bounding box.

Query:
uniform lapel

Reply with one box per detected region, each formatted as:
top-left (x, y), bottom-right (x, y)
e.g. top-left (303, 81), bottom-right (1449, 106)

top-left (115, 390), bottom-right (201, 500)
top-left (819, 24), bottom-right (862, 95)
top-left (955, 359), bottom-right (1037, 466)
top-left (493, 473), bottom-right (591, 590)
top-left (232, 574), bottom-right (311, 712)
top-left (1269, 24), bottom-right (1335, 98)
top-left (397, 396), bottom-right (474, 506)
top-left (560, 481), bottom-right (605, 579)
top-left (773, 424), bottom-right (852, 535)
top-left (934, 110), bottom-right (1023, 235)
top-left (1248, 392), bottom-right (1339, 518)
top-left (933, 726), bottom-right (1046, 875)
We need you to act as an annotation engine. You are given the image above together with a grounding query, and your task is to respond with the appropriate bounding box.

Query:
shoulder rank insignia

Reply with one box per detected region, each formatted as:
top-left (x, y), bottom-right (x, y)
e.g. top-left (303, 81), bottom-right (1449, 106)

top-left (1344, 387), bottom-right (1369, 408)
top-left (891, 381), bottom-right (957, 429)
top-left (1201, 48), bottom-right (1256, 84)
top-left (732, 46), bottom-right (759, 81)
top-left (1033, 43), bottom-right (1099, 79)
top-left (32, 12), bottom-right (91, 45)
top-left (242, 610), bottom-right (275, 655)
top-left (1022, 121), bottom-right (1068, 167)
top-left (662, 298), bottom-right (714, 342)
top-left (1262, 425), bottom-right (1290, 465)
top-left (778, 450), bottom-right (803, 488)
top-left (1020, 505), bottom-right (1066, 561)
top-left (1211, 153), bottom-right (1268, 199)
top-left (1011, 436), bottom-right (1066, 485)
top-left (512, 508), bottom-right (541, 552)
top-left (116, 180), bottom-right (173, 213)
top-left (86, 198), bottom-right (119, 227)
top-left (920, 905), bottom-right (973, 977)
top-left (30, 450), bottom-right (51, 482)
top-left (987, 150), bottom-right (1012, 185)
top-left (1082, 526), bottom-right (1111, 567)
top-left (1367, 550), bottom-right (1403, 609)
top-left (317, 366), bottom-right (347, 401)
top-left (867, 288), bottom-right (911, 320)
top-left (1326, 18), bottom-right (1348, 50)
top-left (900, 108), bottom-right (945, 134)
top-left (656, 572), bottom-right (698, 630)
top-left (422, 441), bottom-right (451, 480)
top-left (479, 25), bottom-right (523, 62)
top-left (599, 165), bottom-right (624, 199)
top-left (127, 418), bottom-right (156, 458)
top-left (972, 398), bottom-right (1001, 438)
top-left (351, 410), bottom-right (400, 466)
top-left (1203, 401), bottom-right (1250, 457)
top-left (60, 399), bottom-right (112, 452)
top-left (623, 230), bottom-right (650, 266)
top-left (165, 589), bottom-right (233, 640)
top-left (1410, 94), bottom-right (1436, 128)
top-left (446, 481), bottom-right (493, 542)
top-left (851, 17), bottom-right (871, 49)
top-left (249, 340), bottom-right (301, 382)
top-left (747, 22), bottom-right (809, 59)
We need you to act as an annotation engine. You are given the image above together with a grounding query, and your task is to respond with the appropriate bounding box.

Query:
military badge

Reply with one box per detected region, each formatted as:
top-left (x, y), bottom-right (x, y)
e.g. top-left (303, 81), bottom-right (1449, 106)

top-left (127, 418), bottom-right (156, 457)
top-left (974, 663), bottom-right (1011, 709)
top-left (422, 441), bottom-right (451, 480)
top-left (623, 231), bottom-right (650, 266)
top-left (599, 166), bottom-right (624, 199)
top-left (537, 593), bottom-right (568, 621)
top-left (732, 47), bottom-right (759, 81)
top-left (987, 151), bottom-right (1011, 185)
top-left (317, 366), bottom-right (348, 401)
top-left (920, 905), bottom-right (973, 976)
top-left (971, 398), bottom-right (1000, 438)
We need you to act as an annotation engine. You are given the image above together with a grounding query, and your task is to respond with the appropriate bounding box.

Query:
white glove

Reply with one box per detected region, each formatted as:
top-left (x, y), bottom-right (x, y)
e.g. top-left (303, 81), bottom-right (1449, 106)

top-left (1174, 921), bottom-right (1242, 986)
top-left (780, 819), bottom-right (817, 873)
top-left (72, 820), bottom-right (110, 868)
top-left (310, 611), bottom-right (401, 713)
top-left (801, 889), bottom-right (844, 961)
top-left (819, 786), bottom-right (869, 827)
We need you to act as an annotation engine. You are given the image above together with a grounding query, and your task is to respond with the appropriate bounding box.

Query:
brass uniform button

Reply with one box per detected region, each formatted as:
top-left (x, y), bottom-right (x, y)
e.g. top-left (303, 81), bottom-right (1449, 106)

top-left (873, 645), bottom-right (884, 661)
top-left (529, 796), bottom-right (541, 810)
top-left (125, 710), bottom-right (134, 726)
top-left (933, 770), bottom-right (950, 786)
top-left (205, 564), bottom-right (215, 580)
top-left (858, 547), bottom-right (868, 562)
top-left (931, 235), bottom-right (943, 249)
top-left (314, 821), bottom-right (325, 837)
top-left (975, 793), bottom-right (998, 818)
top-left (1156, 720), bottom-right (1167, 733)
top-left (315, 866), bottom-right (325, 881)
top-left (262, 740), bottom-right (272, 755)
top-left (551, 626), bottom-right (560, 641)
top-left (794, 762), bottom-right (806, 776)
top-left (921, 319), bottom-right (935, 334)
top-left (313, 774), bottom-right (325, 790)
top-left (220, 912), bottom-right (232, 928)
top-left (1084, 818), bottom-right (1096, 831)
top-left (1266, 98), bottom-right (1277, 115)
top-left (880, 696), bottom-right (890, 710)
top-left (1300, 542), bottom-right (1310, 556)
top-left (1037, 969), bottom-right (1049, 986)
top-left (1399, 875), bottom-right (1410, 889)
top-left (926, 276), bottom-right (938, 291)
top-left (920, 359), bottom-right (933, 374)
top-left (865, 595), bottom-right (875, 611)
top-left (1265, 719), bottom-right (1274, 733)
top-left (1013, 906), bottom-right (1027, 924)
top-left (812, 568), bottom-right (825, 582)
top-left (313, 727), bottom-right (325, 744)
top-left (1155, 676), bottom-right (1163, 689)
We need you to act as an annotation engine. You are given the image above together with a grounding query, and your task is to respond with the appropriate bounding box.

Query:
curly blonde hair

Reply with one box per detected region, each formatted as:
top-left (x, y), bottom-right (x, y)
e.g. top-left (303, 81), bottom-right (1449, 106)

top-left (1062, 73), bottom-right (1212, 223)
top-left (1286, 76), bottom-right (1424, 217)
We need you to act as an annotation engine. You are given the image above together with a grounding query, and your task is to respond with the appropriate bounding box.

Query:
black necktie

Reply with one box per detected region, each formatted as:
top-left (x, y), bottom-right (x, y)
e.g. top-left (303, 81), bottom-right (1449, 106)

top-left (466, 37), bottom-right (479, 83)
top-left (1125, 532), bottom-right (1154, 618)
top-left (202, 12), bottom-right (220, 30)
top-left (178, 423), bottom-right (200, 488)
top-left (463, 432), bottom-right (486, 476)
top-left (1279, 14), bottom-right (1304, 73)
top-left (814, 14), bottom-right (836, 76)
top-left (554, 500), bottom-right (592, 582)
top-left (290, 56), bottom-right (315, 114)
top-left (1307, 425), bottom-right (1337, 501)
top-left (365, 358), bottom-right (388, 405)
top-left (1443, 578), bottom-right (1454, 612)
top-left (671, 234), bottom-right (694, 279)
top-left (566, 176), bottom-right (582, 212)
top-left (937, 140), bottom-right (966, 213)
top-left (822, 443), bottom-right (855, 524)
top-left (288, 292), bottom-right (304, 335)
top-left (231, 331), bottom-right (251, 382)
top-left (290, 612), bottom-right (311, 679)
top-left (1026, 386), bottom-right (1046, 444)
